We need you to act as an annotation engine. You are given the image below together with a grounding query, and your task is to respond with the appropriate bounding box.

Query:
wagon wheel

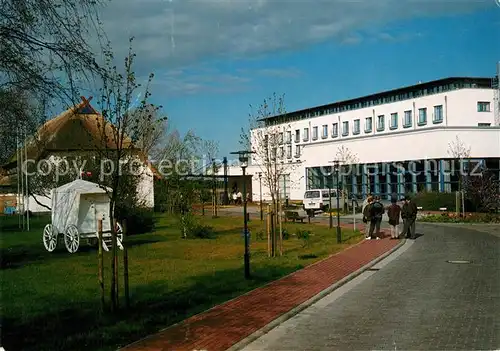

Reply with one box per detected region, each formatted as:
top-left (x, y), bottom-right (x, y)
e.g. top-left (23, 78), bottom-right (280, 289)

top-left (43, 224), bottom-right (58, 252)
top-left (64, 224), bottom-right (80, 253)
top-left (115, 222), bottom-right (124, 243)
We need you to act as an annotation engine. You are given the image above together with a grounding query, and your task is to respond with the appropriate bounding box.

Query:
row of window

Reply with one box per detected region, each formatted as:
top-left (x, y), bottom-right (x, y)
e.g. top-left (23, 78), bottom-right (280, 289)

top-left (278, 105), bottom-right (443, 143)
top-left (264, 81), bottom-right (493, 126)
top-left (268, 101), bottom-right (492, 159)
top-left (277, 101), bottom-right (492, 144)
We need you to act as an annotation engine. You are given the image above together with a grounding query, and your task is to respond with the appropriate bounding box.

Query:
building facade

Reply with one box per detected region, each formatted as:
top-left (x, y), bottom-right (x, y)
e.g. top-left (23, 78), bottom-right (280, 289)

top-left (226, 71), bottom-right (500, 202)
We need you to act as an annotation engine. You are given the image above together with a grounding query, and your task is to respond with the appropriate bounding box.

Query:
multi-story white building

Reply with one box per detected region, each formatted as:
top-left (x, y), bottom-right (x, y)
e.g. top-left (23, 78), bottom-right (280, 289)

top-left (226, 69), bottom-right (500, 202)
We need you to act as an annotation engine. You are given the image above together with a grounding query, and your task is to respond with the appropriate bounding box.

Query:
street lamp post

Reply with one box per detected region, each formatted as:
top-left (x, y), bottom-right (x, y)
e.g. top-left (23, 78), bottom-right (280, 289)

top-left (231, 150), bottom-right (255, 280)
top-left (335, 164), bottom-right (341, 243)
top-left (259, 172), bottom-right (263, 221)
top-left (329, 186), bottom-right (333, 229)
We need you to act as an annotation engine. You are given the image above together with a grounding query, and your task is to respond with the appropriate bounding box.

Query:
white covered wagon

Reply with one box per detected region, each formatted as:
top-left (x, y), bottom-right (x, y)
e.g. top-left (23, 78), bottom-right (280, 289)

top-left (42, 179), bottom-right (123, 253)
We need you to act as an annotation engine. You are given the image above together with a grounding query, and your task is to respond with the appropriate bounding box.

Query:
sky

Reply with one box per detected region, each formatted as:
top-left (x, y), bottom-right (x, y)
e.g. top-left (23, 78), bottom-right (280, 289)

top-left (93, 0), bottom-right (500, 157)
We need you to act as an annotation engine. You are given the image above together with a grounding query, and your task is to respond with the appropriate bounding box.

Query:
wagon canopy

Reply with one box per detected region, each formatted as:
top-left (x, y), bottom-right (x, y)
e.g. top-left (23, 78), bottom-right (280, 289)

top-left (51, 179), bottom-right (111, 233)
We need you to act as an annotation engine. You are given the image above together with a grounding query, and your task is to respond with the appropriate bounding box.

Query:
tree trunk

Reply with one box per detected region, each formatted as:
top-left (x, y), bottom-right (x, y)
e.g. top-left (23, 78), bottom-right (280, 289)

top-left (109, 200), bottom-right (117, 312)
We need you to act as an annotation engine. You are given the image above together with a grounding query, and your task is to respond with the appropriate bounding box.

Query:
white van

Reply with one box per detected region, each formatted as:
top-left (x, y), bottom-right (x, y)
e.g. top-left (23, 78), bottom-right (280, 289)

top-left (303, 188), bottom-right (345, 213)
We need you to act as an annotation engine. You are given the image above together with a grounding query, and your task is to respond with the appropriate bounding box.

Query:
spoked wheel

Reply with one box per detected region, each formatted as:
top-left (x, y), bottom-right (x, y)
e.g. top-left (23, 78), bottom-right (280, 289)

top-left (64, 224), bottom-right (80, 253)
top-left (115, 222), bottom-right (123, 241)
top-left (43, 224), bottom-right (58, 252)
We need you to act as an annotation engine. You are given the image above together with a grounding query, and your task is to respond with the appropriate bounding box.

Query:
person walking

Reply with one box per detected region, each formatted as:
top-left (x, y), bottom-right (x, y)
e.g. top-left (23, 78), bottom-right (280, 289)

top-left (368, 195), bottom-right (385, 240)
top-left (401, 195), bottom-right (418, 239)
top-left (362, 195), bottom-right (373, 239)
top-left (387, 197), bottom-right (402, 239)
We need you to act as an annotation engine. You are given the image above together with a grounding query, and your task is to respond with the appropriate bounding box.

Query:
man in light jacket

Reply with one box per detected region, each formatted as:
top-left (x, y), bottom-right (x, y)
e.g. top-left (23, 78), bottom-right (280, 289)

top-left (362, 194), bottom-right (373, 239)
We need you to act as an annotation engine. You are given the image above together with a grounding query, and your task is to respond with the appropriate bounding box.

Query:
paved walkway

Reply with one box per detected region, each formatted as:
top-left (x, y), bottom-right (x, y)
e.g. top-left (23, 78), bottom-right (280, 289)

top-left (241, 223), bottom-right (500, 350)
top-left (121, 225), bottom-right (399, 351)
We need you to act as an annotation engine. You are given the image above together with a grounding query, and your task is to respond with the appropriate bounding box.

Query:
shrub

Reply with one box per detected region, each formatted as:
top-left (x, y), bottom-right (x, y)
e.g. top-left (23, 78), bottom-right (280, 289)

top-left (256, 230), bottom-right (265, 241)
top-left (281, 229), bottom-right (290, 240)
top-left (180, 212), bottom-right (216, 239)
top-left (188, 224), bottom-right (215, 239)
top-left (115, 206), bottom-right (156, 235)
top-left (296, 229), bottom-right (311, 247)
top-left (420, 212), bottom-right (500, 223)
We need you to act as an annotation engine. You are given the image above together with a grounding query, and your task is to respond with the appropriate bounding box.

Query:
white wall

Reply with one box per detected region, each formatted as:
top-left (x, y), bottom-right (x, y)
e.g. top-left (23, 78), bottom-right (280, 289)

top-left (242, 87), bottom-right (500, 201)
top-left (301, 127), bottom-right (500, 165)
top-left (136, 165), bottom-right (154, 208)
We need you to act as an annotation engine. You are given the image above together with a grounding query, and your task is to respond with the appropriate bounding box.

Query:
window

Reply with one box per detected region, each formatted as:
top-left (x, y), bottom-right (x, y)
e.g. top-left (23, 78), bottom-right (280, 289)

top-left (404, 110), bottom-right (412, 127)
top-left (286, 130), bottom-right (292, 143)
top-left (433, 105), bottom-right (443, 123)
top-left (303, 127), bottom-right (309, 141)
top-left (353, 119), bottom-right (360, 134)
top-left (390, 113), bottom-right (398, 129)
top-left (418, 108), bottom-right (427, 125)
top-left (477, 102), bottom-right (490, 112)
top-left (279, 146), bottom-right (284, 158)
top-left (332, 123), bottom-right (338, 137)
top-left (279, 132), bottom-right (283, 144)
top-left (312, 126), bottom-right (318, 140)
top-left (295, 145), bottom-right (301, 158)
top-left (342, 121), bottom-right (349, 136)
top-left (365, 117), bottom-right (372, 132)
top-left (377, 115), bottom-right (385, 131)
top-left (322, 124), bottom-right (328, 139)
top-left (286, 145), bottom-right (292, 158)
top-left (294, 129), bottom-right (300, 143)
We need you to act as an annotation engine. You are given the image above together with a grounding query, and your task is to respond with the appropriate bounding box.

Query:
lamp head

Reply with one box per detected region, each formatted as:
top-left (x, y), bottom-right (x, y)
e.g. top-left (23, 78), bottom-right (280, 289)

top-left (239, 154), bottom-right (248, 168)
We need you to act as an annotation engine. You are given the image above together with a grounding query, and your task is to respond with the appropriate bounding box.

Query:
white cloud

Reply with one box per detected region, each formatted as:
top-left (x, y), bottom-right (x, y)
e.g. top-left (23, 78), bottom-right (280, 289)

top-left (95, 0), bottom-right (493, 92)
top-left (149, 66), bottom-right (303, 95)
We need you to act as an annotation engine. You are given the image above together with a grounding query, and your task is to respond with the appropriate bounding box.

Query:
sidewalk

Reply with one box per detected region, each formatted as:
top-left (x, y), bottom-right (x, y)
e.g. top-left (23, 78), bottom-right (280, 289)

top-left (120, 226), bottom-right (400, 351)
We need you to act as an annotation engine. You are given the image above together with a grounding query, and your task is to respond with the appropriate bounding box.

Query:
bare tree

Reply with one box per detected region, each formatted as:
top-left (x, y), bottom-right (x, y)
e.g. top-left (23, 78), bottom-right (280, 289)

top-left (1, 0), bottom-right (106, 106)
top-left (335, 145), bottom-right (359, 208)
top-left (447, 135), bottom-right (471, 190)
top-left (463, 170), bottom-right (500, 213)
top-left (92, 37), bottom-right (164, 312)
top-left (127, 103), bottom-right (167, 159)
top-left (240, 93), bottom-right (299, 256)
top-left (201, 140), bottom-right (220, 171)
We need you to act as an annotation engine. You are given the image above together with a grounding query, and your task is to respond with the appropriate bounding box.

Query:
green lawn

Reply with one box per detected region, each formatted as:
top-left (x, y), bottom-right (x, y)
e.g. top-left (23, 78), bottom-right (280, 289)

top-left (0, 212), bottom-right (362, 351)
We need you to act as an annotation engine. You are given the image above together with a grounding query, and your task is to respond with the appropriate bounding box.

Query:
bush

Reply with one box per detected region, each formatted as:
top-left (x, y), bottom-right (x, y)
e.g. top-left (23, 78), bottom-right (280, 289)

top-left (256, 230), bottom-right (265, 241)
top-left (282, 229), bottom-right (290, 240)
top-left (413, 191), bottom-right (457, 211)
top-left (188, 224), bottom-right (215, 239)
top-left (296, 229), bottom-right (312, 247)
top-left (420, 212), bottom-right (500, 223)
top-left (180, 212), bottom-right (216, 239)
top-left (115, 206), bottom-right (156, 235)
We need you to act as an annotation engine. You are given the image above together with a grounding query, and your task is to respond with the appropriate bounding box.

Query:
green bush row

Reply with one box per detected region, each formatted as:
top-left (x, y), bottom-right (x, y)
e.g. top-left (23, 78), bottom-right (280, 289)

top-left (420, 213), bottom-right (500, 223)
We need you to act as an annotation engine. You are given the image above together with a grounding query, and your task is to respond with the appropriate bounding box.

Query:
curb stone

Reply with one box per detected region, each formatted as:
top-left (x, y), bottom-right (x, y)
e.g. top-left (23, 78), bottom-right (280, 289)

top-left (225, 238), bottom-right (407, 351)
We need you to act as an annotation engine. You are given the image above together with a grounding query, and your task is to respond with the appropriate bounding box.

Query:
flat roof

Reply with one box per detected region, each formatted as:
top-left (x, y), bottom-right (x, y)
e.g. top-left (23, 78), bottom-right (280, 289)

top-left (259, 76), bottom-right (495, 122)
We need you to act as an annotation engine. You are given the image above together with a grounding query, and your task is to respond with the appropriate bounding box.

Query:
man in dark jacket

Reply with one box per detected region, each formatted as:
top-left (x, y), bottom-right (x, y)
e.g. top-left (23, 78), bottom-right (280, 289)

top-left (401, 195), bottom-right (418, 239)
top-left (368, 196), bottom-right (384, 240)
top-left (387, 197), bottom-right (401, 239)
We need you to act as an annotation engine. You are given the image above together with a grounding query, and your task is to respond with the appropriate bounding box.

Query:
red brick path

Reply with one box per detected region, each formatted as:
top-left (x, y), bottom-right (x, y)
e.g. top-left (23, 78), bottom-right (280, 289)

top-left (121, 227), bottom-right (399, 351)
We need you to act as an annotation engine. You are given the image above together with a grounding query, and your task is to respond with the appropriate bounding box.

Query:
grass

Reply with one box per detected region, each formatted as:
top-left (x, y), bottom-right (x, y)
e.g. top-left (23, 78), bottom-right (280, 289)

top-left (0, 212), bottom-right (362, 351)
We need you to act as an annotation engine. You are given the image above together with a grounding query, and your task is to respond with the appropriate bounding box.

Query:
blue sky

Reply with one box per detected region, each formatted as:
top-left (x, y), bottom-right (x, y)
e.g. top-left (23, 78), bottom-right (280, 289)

top-left (94, 1), bottom-right (500, 158)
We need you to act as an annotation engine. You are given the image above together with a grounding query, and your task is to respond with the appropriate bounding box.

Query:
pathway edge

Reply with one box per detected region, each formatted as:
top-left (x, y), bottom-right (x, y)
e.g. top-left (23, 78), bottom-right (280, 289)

top-left (225, 238), bottom-right (407, 351)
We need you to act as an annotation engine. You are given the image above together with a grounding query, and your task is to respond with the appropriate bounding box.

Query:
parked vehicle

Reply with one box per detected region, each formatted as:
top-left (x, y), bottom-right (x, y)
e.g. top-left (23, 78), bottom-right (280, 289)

top-left (302, 189), bottom-right (345, 214)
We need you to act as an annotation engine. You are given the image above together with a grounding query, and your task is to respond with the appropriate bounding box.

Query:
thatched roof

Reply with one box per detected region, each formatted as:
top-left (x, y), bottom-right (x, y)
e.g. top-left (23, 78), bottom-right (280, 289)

top-left (2, 97), bottom-right (136, 168)
top-left (0, 97), bottom-right (162, 179)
